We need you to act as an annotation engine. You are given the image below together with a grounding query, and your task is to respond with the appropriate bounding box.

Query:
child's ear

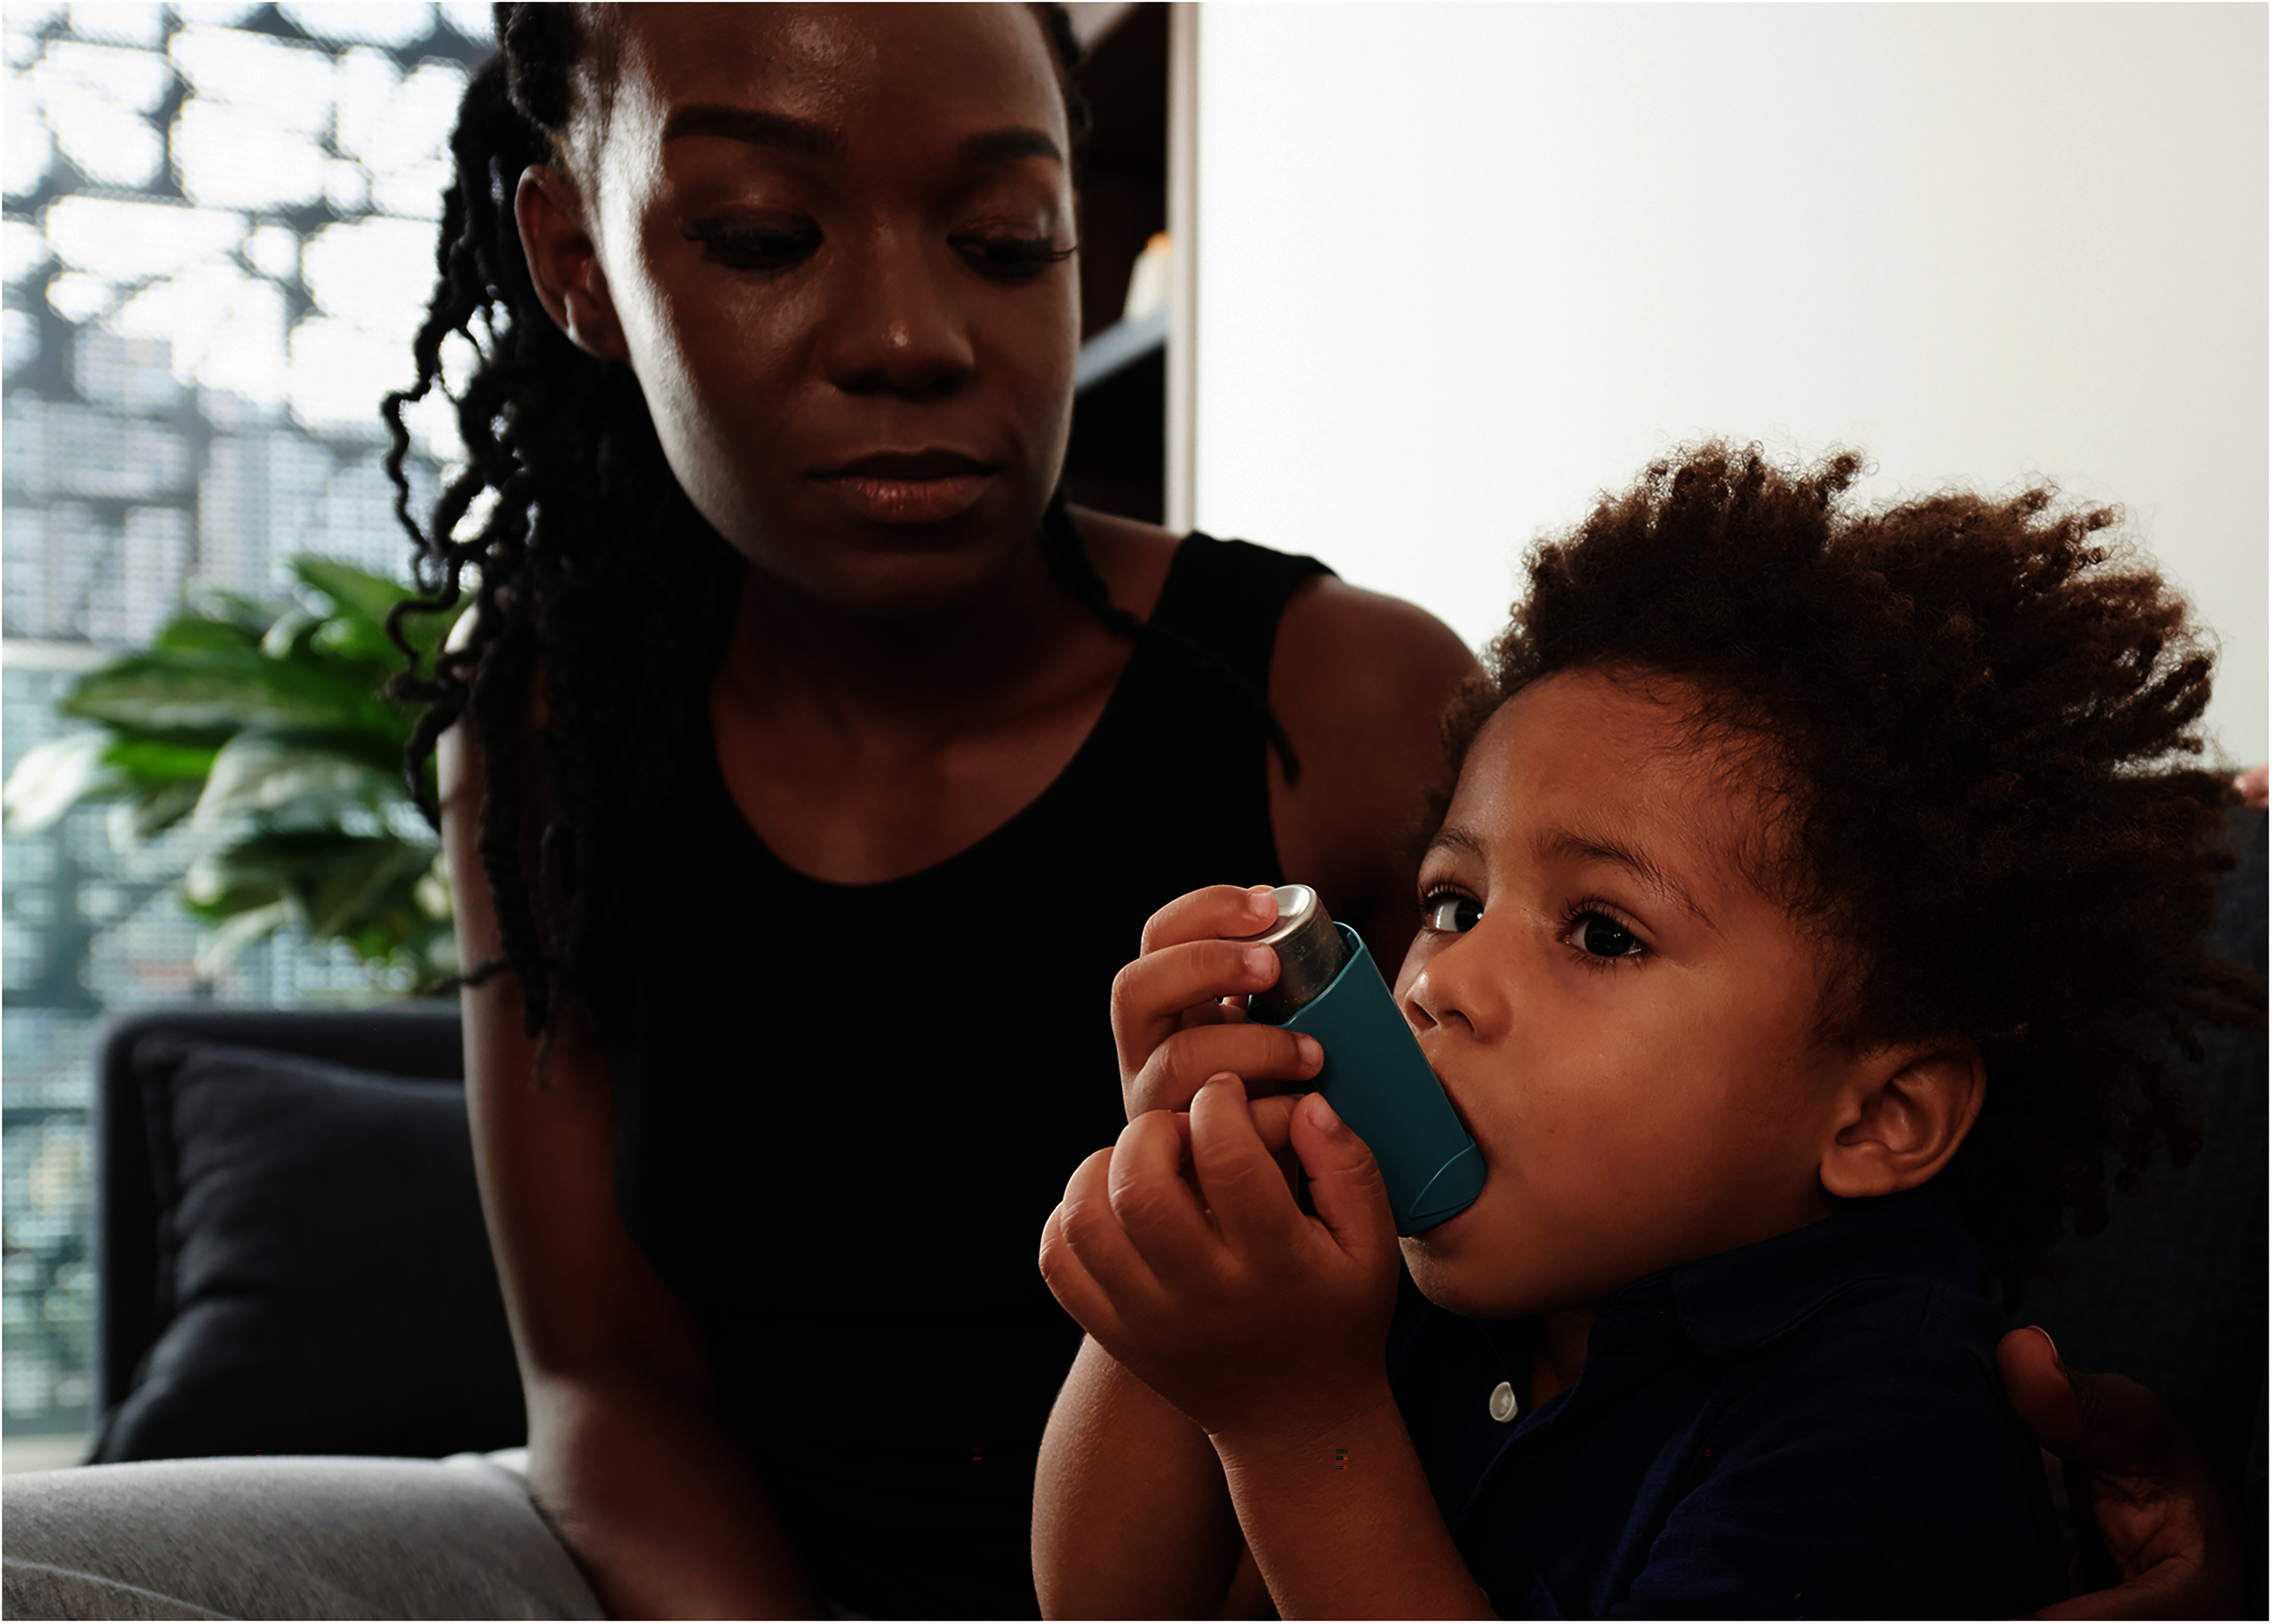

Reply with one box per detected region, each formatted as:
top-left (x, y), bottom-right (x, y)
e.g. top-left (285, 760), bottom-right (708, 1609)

top-left (1819, 1039), bottom-right (1985, 1199)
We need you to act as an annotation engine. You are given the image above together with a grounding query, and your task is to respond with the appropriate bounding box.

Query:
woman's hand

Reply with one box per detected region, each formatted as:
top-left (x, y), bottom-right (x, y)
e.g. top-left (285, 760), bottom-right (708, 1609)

top-left (1997, 1328), bottom-right (2244, 1618)
top-left (1040, 1076), bottom-right (1400, 1448)
top-left (1113, 885), bottom-right (1326, 1121)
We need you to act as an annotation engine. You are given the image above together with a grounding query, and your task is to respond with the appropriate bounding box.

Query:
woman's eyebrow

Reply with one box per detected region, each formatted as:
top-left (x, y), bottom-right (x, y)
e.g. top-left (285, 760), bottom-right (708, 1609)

top-left (654, 109), bottom-right (1061, 172)
top-left (662, 104), bottom-right (846, 161)
top-left (1539, 827), bottom-right (1716, 931)
top-left (958, 127), bottom-right (1065, 168)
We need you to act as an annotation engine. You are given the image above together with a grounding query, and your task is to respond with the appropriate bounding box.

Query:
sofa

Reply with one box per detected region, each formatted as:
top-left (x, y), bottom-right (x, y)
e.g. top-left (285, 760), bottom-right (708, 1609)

top-left (90, 812), bottom-right (2266, 1599)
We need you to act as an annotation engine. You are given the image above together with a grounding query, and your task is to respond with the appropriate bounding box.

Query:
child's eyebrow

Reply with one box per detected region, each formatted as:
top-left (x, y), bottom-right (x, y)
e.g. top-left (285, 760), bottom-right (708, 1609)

top-left (1424, 825), bottom-right (1487, 864)
top-left (1538, 827), bottom-right (1718, 932)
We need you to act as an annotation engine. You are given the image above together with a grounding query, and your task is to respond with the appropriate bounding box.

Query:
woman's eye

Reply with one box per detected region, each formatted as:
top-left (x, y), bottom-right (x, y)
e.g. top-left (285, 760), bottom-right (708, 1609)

top-left (1423, 894), bottom-right (1482, 933)
top-left (950, 232), bottom-right (1074, 280)
top-left (1568, 913), bottom-right (1644, 960)
top-left (687, 221), bottom-right (821, 272)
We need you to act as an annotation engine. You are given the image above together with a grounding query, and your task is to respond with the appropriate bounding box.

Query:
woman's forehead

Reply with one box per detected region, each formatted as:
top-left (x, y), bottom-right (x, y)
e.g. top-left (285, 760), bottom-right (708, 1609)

top-left (603, 3), bottom-right (1067, 145)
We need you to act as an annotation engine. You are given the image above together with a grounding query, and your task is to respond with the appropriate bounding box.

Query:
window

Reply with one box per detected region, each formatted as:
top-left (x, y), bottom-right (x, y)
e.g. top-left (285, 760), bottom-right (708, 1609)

top-left (2, 1), bottom-right (488, 1451)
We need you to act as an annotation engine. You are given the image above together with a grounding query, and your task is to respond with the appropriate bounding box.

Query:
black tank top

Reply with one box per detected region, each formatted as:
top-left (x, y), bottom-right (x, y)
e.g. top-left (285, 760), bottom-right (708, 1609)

top-left (600, 533), bottom-right (1328, 1619)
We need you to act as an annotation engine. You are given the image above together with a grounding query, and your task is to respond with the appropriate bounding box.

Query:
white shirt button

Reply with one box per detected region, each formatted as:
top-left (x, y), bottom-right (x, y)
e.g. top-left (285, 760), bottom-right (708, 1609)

top-left (1488, 1380), bottom-right (1519, 1422)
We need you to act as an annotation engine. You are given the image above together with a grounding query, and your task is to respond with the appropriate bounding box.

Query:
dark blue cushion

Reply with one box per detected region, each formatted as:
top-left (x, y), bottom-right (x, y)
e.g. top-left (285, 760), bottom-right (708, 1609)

top-left (97, 1040), bottom-right (524, 1462)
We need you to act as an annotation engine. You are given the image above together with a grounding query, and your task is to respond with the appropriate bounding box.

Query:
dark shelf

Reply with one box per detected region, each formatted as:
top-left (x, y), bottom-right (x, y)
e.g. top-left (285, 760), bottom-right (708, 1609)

top-left (1075, 307), bottom-right (1166, 393)
top-left (1063, 2), bottom-right (1168, 525)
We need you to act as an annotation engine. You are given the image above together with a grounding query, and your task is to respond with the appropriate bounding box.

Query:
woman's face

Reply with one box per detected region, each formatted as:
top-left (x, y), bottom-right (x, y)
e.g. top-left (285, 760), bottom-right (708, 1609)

top-left (538, 4), bottom-right (1081, 615)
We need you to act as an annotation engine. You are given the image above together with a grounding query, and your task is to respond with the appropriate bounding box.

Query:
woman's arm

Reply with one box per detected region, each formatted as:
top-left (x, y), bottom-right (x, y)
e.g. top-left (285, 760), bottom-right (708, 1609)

top-left (1034, 1334), bottom-right (1268, 1619)
top-left (442, 716), bottom-right (822, 1619)
top-left (1269, 578), bottom-right (1481, 956)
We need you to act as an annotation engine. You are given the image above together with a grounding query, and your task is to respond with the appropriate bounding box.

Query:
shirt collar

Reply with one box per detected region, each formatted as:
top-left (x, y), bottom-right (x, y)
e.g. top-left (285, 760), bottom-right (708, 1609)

top-left (1453, 1189), bottom-right (1987, 1404)
top-left (1649, 1187), bottom-right (1986, 1358)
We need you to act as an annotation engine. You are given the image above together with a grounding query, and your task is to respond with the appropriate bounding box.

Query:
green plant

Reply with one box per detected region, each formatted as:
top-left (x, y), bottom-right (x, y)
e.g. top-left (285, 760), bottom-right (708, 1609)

top-left (2, 556), bottom-right (462, 994)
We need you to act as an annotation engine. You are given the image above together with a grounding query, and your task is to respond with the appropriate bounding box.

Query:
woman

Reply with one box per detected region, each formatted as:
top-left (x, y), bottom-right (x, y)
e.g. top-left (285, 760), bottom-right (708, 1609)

top-left (0, 6), bottom-right (2242, 1620)
top-left (407, 3), bottom-right (1469, 1616)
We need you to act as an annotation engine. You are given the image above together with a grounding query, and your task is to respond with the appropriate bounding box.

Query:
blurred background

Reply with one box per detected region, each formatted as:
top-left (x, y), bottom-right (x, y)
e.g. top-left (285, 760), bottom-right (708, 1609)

top-left (2, 1), bottom-right (2264, 1469)
top-left (3, 0), bottom-right (490, 1465)
top-left (1191, 4), bottom-right (2268, 766)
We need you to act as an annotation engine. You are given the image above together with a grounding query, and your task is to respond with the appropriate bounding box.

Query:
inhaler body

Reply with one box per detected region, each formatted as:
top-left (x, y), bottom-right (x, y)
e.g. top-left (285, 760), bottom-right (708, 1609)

top-left (1238, 886), bottom-right (1486, 1234)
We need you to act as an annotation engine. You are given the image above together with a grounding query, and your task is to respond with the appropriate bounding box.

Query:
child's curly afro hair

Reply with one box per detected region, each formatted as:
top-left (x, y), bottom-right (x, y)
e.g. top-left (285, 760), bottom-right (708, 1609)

top-left (1440, 442), bottom-right (2262, 1289)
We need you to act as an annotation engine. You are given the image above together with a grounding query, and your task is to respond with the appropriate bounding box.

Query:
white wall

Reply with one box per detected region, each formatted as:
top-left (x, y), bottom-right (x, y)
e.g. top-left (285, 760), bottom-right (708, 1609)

top-left (1192, 3), bottom-right (2268, 763)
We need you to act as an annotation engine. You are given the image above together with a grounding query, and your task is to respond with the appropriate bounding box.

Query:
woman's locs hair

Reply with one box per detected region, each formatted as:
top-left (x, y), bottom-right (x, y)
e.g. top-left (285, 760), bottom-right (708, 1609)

top-left (1437, 442), bottom-right (2263, 1289)
top-left (378, 4), bottom-right (1272, 1038)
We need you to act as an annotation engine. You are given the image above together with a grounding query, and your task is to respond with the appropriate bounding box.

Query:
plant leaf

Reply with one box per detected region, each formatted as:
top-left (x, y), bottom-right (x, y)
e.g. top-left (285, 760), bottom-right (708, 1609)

top-left (102, 735), bottom-right (220, 787)
top-left (193, 899), bottom-right (294, 980)
top-left (190, 732), bottom-right (400, 832)
top-left (152, 615), bottom-right (262, 655)
top-left (2, 732), bottom-right (118, 832)
top-left (62, 649), bottom-right (408, 742)
top-left (296, 555), bottom-right (463, 668)
top-left (179, 584), bottom-right (280, 638)
top-left (107, 781), bottom-right (203, 846)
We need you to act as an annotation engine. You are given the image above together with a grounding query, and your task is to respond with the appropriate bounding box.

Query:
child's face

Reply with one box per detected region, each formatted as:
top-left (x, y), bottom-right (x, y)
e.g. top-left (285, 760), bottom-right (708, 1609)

top-left (1393, 667), bottom-right (1850, 1320)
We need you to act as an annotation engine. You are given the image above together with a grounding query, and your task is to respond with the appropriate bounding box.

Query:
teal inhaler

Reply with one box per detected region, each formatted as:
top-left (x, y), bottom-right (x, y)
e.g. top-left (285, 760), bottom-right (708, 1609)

top-left (1236, 885), bottom-right (1486, 1235)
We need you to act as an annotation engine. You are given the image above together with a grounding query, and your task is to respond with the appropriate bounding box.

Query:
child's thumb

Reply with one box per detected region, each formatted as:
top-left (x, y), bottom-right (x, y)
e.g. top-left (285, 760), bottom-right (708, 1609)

top-left (1293, 1093), bottom-right (1395, 1257)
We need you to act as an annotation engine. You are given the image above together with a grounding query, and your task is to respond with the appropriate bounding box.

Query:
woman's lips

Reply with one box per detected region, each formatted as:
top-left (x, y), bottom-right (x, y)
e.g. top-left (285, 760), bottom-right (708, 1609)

top-left (822, 472), bottom-right (990, 525)
top-left (815, 452), bottom-right (996, 526)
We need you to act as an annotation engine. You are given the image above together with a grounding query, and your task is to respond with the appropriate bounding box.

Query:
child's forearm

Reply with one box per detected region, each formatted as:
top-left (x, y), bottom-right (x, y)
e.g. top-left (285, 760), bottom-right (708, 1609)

top-left (1214, 1386), bottom-right (1496, 1620)
top-left (1035, 1335), bottom-right (1255, 1618)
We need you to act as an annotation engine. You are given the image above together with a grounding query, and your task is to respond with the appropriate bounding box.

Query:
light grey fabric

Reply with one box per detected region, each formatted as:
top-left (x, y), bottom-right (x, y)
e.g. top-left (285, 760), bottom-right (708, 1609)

top-left (0, 1450), bottom-right (602, 1621)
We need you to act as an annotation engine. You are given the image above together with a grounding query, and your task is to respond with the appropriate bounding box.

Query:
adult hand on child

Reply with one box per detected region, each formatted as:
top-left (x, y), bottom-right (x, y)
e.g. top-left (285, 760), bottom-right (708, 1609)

top-left (1040, 1078), bottom-right (1401, 1449)
top-left (1113, 885), bottom-right (1326, 1121)
top-left (1997, 1326), bottom-right (2243, 1619)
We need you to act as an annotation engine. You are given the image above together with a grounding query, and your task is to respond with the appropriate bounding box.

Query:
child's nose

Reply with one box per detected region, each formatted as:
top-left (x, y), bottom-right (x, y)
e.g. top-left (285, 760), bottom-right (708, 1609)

top-left (1402, 956), bottom-right (1473, 1038)
top-left (1401, 934), bottom-right (1510, 1042)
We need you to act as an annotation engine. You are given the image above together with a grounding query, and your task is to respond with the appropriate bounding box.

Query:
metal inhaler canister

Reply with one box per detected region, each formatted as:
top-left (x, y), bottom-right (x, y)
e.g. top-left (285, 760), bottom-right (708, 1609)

top-left (1236, 885), bottom-right (1486, 1235)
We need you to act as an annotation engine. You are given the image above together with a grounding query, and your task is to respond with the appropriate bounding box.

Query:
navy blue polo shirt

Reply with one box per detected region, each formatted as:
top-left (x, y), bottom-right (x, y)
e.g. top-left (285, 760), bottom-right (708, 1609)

top-left (1386, 1190), bottom-right (2067, 1618)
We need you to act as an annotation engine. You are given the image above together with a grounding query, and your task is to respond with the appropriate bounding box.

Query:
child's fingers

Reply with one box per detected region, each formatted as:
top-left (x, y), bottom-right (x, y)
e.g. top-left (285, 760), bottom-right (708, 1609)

top-left (1245, 1092), bottom-right (1308, 1198)
top-left (1290, 1093), bottom-right (1397, 1268)
top-left (1187, 1073), bottom-right (1306, 1246)
top-left (1111, 938), bottom-right (1284, 1071)
top-left (1136, 883), bottom-right (1279, 956)
top-left (1124, 1023), bottom-right (1323, 1120)
top-left (1036, 1196), bottom-right (1130, 1348)
top-left (1048, 1145), bottom-right (1173, 1321)
top-left (1107, 1110), bottom-right (1224, 1285)
top-left (1245, 1092), bottom-right (1303, 1156)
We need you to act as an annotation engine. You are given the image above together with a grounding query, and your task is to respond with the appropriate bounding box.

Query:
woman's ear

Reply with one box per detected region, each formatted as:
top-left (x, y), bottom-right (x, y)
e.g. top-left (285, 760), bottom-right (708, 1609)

top-left (513, 164), bottom-right (629, 362)
top-left (1819, 1039), bottom-right (1985, 1198)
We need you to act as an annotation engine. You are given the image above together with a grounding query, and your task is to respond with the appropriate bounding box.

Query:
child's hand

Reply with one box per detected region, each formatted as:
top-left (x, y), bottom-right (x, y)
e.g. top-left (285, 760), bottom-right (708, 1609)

top-left (1113, 884), bottom-right (1326, 1121)
top-left (1040, 1075), bottom-right (1401, 1450)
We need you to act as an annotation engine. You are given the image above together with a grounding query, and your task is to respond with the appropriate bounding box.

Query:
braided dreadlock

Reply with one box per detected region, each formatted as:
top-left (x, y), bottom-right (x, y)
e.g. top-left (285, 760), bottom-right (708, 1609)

top-left (386, 4), bottom-right (1291, 1037)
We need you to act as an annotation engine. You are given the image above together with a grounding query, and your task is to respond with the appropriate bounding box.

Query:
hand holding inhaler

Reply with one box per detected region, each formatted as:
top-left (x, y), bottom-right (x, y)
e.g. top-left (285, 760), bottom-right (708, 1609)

top-left (1109, 884), bottom-right (1484, 1234)
top-left (1048, 880), bottom-right (1482, 1446)
top-left (1234, 885), bottom-right (1485, 1235)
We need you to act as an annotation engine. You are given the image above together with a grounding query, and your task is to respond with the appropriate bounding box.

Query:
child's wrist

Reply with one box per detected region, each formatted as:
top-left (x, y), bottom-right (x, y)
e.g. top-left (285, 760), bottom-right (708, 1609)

top-left (1205, 1379), bottom-right (1404, 1478)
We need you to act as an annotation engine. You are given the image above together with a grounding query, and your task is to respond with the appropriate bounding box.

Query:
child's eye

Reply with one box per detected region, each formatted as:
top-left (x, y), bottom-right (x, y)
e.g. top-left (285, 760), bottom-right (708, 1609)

top-left (1423, 893), bottom-right (1482, 933)
top-left (950, 232), bottom-right (1075, 280)
top-left (1565, 912), bottom-right (1645, 961)
top-left (687, 219), bottom-right (822, 272)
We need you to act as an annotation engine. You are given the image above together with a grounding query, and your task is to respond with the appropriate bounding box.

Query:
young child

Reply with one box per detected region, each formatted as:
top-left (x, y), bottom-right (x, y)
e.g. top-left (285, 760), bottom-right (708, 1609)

top-left (1032, 445), bottom-right (2258, 1618)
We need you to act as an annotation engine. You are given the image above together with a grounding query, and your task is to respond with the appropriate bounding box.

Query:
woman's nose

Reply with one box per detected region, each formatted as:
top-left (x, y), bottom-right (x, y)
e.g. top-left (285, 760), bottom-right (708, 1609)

top-left (821, 232), bottom-right (975, 397)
